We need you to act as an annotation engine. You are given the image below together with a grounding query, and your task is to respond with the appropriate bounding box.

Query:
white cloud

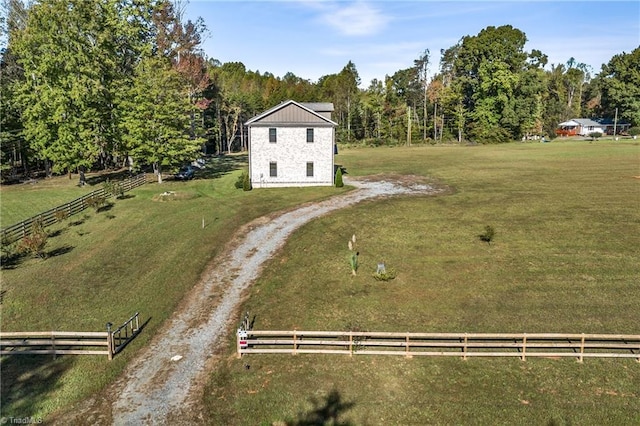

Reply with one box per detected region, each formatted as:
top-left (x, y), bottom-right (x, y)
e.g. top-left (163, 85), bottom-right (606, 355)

top-left (311, 1), bottom-right (389, 36)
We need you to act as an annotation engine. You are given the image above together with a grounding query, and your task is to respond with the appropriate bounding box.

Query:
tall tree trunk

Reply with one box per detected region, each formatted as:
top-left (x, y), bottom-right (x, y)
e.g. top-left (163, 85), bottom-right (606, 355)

top-left (423, 88), bottom-right (427, 140)
top-left (433, 102), bottom-right (438, 140)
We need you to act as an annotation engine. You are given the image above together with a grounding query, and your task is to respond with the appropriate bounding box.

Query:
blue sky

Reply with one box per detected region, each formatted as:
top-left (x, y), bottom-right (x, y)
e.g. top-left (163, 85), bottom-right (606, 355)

top-left (185, 1), bottom-right (640, 87)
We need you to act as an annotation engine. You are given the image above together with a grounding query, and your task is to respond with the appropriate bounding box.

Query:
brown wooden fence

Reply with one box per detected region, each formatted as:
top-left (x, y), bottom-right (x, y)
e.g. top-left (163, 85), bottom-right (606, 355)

top-left (237, 330), bottom-right (640, 363)
top-left (0, 312), bottom-right (141, 360)
top-left (0, 173), bottom-right (147, 245)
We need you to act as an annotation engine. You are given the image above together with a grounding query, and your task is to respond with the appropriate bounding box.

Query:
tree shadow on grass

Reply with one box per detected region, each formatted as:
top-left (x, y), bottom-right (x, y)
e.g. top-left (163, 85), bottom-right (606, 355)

top-left (112, 317), bottom-right (152, 357)
top-left (116, 194), bottom-right (135, 200)
top-left (0, 250), bottom-right (25, 270)
top-left (96, 202), bottom-right (114, 214)
top-left (0, 354), bottom-right (74, 419)
top-left (289, 389), bottom-right (355, 426)
top-left (46, 245), bottom-right (74, 258)
top-left (84, 169), bottom-right (136, 186)
top-left (48, 228), bottom-right (66, 238)
top-left (68, 218), bottom-right (85, 227)
top-left (196, 154), bottom-right (248, 180)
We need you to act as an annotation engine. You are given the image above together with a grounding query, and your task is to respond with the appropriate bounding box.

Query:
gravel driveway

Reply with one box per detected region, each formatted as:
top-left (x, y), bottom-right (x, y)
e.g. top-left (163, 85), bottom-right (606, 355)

top-left (65, 176), bottom-right (443, 425)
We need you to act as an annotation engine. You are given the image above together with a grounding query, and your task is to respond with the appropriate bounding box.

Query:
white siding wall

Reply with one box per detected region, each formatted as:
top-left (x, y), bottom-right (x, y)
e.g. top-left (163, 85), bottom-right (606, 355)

top-left (578, 125), bottom-right (606, 136)
top-left (249, 126), bottom-right (334, 187)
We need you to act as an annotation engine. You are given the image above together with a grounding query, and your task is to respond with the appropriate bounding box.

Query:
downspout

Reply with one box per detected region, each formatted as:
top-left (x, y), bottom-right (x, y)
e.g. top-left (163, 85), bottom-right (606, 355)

top-left (332, 125), bottom-right (336, 186)
top-left (247, 124), bottom-right (251, 185)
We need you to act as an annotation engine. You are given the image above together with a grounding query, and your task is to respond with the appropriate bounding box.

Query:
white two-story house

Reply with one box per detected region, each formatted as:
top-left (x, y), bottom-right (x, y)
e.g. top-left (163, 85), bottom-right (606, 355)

top-left (245, 100), bottom-right (337, 188)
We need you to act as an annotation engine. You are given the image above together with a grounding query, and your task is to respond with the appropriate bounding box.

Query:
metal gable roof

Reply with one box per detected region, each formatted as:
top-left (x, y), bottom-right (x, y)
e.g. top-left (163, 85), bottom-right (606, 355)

top-left (245, 100), bottom-right (337, 126)
top-left (558, 118), bottom-right (605, 127)
top-left (572, 118), bottom-right (603, 127)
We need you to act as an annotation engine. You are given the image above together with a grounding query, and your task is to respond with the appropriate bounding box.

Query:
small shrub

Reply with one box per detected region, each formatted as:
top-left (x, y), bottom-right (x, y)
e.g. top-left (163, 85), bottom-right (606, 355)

top-left (234, 174), bottom-right (244, 189)
top-left (235, 171), bottom-right (252, 190)
top-left (103, 179), bottom-right (125, 198)
top-left (242, 172), bottom-right (252, 191)
top-left (478, 225), bottom-right (495, 245)
top-left (347, 234), bottom-right (358, 275)
top-left (628, 127), bottom-right (639, 136)
top-left (54, 209), bottom-right (69, 223)
top-left (588, 132), bottom-right (603, 141)
top-left (335, 167), bottom-right (344, 188)
top-left (18, 220), bottom-right (48, 259)
top-left (373, 269), bottom-right (397, 281)
top-left (85, 194), bottom-right (106, 211)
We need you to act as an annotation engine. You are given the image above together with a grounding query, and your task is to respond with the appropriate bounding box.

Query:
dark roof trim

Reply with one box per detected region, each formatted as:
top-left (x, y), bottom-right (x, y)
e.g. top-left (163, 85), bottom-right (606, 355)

top-left (245, 100), bottom-right (338, 126)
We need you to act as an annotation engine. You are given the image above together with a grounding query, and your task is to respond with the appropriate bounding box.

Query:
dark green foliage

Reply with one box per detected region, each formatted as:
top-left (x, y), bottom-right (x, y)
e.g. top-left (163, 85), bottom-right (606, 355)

top-left (235, 170), bottom-right (252, 191)
top-left (335, 167), bottom-right (344, 188)
top-left (349, 252), bottom-right (359, 275)
top-left (120, 56), bottom-right (204, 184)
top-left (628, 127), bottom-right (639, 136)
top-left (234, 173), bottom-right (244, 189)
top-left (242, 171), bottom-right (252, 191)
top-left (478, 225), bottom-right (495, 245)
top-left (597, 47), bottom-right (640, 126)
top-left (589, 132), bottom-right (603, 141)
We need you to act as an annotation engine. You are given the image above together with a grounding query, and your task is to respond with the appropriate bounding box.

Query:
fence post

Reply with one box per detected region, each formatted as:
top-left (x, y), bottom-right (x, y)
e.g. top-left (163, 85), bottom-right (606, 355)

top-left (51, 331), bottom-right (57, 360)
top-left (106, 322), bottom-right (113, 361)
top-left (405, 334), bottom-right (410, 358)
top-left (521, 334), bottom-right (527, 361)
top-left (579, 334), bottom-right (585, 363)
top-left (463, 333), bottom-right (468, 361)
top-left (349, 332), bottom-right (353, 357)
top-left (237, 328), bottom-right (248, 358)
top-left (293, 330), bottom-right (297, 355)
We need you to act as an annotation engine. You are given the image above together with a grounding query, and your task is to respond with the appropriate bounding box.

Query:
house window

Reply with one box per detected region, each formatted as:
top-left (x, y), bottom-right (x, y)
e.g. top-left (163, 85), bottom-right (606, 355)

top-left (269, 161), bottom-right (277, 177)
top-left (269, 128), bottom-right (277, 143)
top-left (306, 128), bottom-right (314, 143)
top-left (306, 162), bottom-right (314, 177)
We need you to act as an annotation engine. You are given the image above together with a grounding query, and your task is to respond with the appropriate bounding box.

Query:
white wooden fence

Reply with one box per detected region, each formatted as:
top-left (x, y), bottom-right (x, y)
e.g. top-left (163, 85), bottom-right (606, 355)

top-left (0, 312), bottom-right (141, 360)
top-left (1, 173), bottom-right (147, 245)
top-left (238, 330), bottom-right (640, 362)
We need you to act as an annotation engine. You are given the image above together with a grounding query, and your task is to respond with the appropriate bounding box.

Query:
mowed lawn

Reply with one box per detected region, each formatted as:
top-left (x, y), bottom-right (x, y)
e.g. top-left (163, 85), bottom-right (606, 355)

top-left (203, 141), bottom-right (640, 425)
top-left (0, 155), bottom-right (350, 420)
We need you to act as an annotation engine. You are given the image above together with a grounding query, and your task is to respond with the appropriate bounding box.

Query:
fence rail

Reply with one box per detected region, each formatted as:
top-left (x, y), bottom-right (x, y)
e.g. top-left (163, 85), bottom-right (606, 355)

top-left (1, 173), bottom-right (147, 245)
top-left (0, 312), bottom-right (142, 360)
top-left (237, 330), bottom-right (640, 362)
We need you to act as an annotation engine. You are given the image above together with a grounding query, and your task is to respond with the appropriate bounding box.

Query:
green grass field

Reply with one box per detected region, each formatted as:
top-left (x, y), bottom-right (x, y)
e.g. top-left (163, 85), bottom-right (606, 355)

top-left (0, 155), bottom-right (349, 420)
top-left (203, 141), bottom-right (640, 425)
top-left (1, 142), bottom-right (639, 423)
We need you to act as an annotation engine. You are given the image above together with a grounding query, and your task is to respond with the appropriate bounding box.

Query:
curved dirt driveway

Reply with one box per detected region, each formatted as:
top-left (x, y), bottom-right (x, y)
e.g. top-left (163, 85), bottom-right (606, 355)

top-left (63, 176), bottom-right (444, 425)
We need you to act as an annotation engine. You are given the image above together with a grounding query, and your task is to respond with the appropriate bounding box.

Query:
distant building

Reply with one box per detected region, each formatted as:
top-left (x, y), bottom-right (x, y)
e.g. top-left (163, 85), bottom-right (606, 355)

top-left (594, 118), bottom-right (632, 135)
top-left (556, 119), bottom-right (605, 136)
top-left (245, 100), bottom-right (337, 188)
top-left (556, 118), bottom-right (631, 136)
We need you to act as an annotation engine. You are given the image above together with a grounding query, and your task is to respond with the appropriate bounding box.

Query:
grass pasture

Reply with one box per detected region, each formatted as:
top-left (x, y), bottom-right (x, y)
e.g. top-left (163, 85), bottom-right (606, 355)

top-left (0, 142), bottom-right (638, 423)
top-left (0, 155), bottom-right (349, 420)
top-left (204, 141), bottom-right (640, 425)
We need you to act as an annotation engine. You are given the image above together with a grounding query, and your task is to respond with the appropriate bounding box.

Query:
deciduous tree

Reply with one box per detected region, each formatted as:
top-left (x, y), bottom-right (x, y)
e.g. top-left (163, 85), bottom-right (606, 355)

top-left (120, 56), bottom-right (202, 183)
top-left (597, 47), bottom-right (640, 126)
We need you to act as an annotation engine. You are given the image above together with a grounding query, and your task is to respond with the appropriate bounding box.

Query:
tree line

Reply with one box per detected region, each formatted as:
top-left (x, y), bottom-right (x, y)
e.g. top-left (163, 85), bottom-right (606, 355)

top-left (1, 0), bottom-right (638, 181)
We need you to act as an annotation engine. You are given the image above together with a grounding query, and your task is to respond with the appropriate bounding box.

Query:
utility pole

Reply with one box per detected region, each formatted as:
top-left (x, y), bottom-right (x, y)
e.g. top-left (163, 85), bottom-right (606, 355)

top-left (613, 107), bottom-right (618, 138)
top-left (407, 106), bottom-right (411, 146)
